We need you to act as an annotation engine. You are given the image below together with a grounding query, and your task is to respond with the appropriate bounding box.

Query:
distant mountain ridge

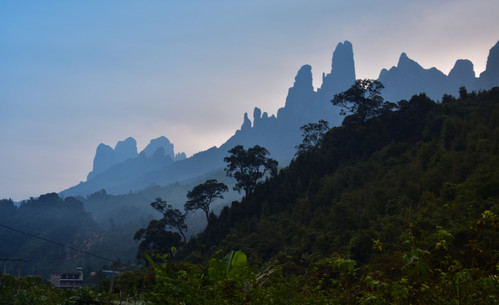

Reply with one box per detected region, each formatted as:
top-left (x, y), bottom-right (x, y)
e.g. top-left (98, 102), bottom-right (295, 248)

top-left (62, 41), bottom-right (356, 197)
top-left (62, 39), bottom-right (499, 197)
top-left (379, 40), bottom-right (499, 101)
top-left (87, 136), bottom-right (186, 181)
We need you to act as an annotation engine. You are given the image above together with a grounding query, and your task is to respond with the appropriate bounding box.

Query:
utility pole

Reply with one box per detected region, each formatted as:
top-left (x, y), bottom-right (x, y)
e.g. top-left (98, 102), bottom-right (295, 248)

top-left (0, 257), bottom-right (31, 278)
top-left (0, 257), bottom-right (9, 275)
top-left (109, 262), bottom-right (116, 293)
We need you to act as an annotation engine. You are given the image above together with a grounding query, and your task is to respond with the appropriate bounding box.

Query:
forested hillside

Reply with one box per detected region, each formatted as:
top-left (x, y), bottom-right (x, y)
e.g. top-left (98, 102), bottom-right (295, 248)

top-left (0, 172), bottom-right (236, 278)
top-left (162, 87), bottom-right (499, 303)
top-left (0, 194), bottom-right (100, 277)
top-left (2, 88), bottom-right (498, 304)
top-left (188, 87), bottom-right (499, 262)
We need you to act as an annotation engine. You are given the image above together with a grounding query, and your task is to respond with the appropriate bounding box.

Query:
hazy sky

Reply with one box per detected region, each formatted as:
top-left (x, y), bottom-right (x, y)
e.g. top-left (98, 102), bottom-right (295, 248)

top-left (1, 0), bottom-right (498, 201)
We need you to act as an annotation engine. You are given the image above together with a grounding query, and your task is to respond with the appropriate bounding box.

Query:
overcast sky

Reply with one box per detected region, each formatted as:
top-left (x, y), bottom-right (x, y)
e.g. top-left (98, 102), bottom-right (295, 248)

top-left (1, 0), bottom-right (498, 201)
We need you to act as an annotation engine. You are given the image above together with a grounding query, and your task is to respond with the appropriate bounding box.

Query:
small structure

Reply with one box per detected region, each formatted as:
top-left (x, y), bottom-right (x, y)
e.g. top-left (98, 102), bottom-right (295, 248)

top-left (51, 267), bottom-right (83, 289)
top-left (102, 269), bottom-right (121, 278)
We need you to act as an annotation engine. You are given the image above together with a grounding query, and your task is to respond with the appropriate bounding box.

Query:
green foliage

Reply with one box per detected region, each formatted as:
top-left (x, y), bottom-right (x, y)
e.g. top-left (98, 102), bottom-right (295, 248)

top-left (0, 274), bottom-right (107, 305)
top-left (133, 219), bottom-right (182, 260)
top-left (134, 197), bottom-right (188, 260)
top-left (0, 194), bottom-right (99, 277)
top-left (182, 88), bottom-right (499, 303)
top-left (224, 145), bottom-right (278, 199)
top-left (114, 269), bottom-right (155, 303)
top-left (150, 197), bottom-right (187, 243)
top-left (58, 288), bottom-right (105, 305)
top-left (6, 88), bottom-right (499, 303)
top-left (331, 79), bottom-right (394, 123)
top-left (185, 179), bottom-right (228, 222)
top-left (146, 250), bottom-right (253, 304)
top-left (296, 120), bottom-right (329, 156)
top-left (146, 250), bottom-right (326, 305)
top-left (0, 274), bottom-right (57, 305)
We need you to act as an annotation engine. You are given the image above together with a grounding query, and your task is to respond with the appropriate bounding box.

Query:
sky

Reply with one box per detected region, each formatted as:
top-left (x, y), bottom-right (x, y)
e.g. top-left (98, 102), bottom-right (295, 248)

top-left (1, 0), bottom-right (498, 201)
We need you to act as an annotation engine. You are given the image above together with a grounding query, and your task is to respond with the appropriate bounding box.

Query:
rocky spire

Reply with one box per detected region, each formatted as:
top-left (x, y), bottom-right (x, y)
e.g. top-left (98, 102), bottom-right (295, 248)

top-left (88, 144), bottom-right (115, 180)
top-left (240, 112), bottom-right (251, 131)
top-left (319, 41), bottom-right (356, 97)
top-left (277, 65), bottom-right (315, 120)
top-left (142, 136), bottom-right (175, 159)
top-left (448, 59), bottom-right (475, 87)
top-left (331, 41), bottom-right (356, 82)
top-left (479, 40), bottom-right (499, 89)
top-left (253, 107), bottom-right (262, 128)
top-left (87, 138), bottom-right (138, 180)
top-left (397, 52), bottom-right (423, 71)
top-left (114, 137), bottom-right (138, 164)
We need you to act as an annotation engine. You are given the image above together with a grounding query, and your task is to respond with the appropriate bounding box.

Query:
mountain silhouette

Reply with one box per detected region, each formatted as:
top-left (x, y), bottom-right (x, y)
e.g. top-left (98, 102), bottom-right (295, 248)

top-left (379, 40), bottom-right (499, 101)
top-left (62, 41), bottom-right (356, 196)
top-left (478, 40), bottom-right (499, 89)
top-left (62, 40), bottom-right (499, 197)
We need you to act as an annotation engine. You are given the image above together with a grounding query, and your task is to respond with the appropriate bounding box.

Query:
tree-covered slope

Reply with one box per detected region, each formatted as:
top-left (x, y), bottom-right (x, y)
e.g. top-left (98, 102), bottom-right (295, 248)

top-left (0, 194), bottom-right (100, 277)
top-left (2, 88), bottom-right (497, 304)
top-left (186, 88), bottom-right (499, 276)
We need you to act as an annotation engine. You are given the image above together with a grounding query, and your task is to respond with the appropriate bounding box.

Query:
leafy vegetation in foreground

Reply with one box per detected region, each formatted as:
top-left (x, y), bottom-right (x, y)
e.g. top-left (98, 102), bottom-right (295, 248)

top-left (0, 273), bottom-right (107, 305)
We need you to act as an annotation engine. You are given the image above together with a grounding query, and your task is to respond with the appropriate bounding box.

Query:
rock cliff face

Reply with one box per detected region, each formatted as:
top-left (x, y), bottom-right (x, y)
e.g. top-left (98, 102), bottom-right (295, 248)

top-left (448, 59), bottom-right (476, 96)
top-left (277, 64), bottom-right (317, 123)
top-left (478, 40), bottom-right (499, 89)
top-left (88, 137), bottom-right (138, 180)
top-left (90, 144), bottom-right (114, 180)
top-left (448, 59), bottom-right (475, 84)
top-left (318, 40), bottom-right (356, 99)
top-left (235, 41), bottom-right (356, 162)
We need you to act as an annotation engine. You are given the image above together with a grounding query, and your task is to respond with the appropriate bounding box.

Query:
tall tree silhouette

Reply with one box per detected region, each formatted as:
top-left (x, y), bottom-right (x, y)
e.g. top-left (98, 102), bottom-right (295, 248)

top-left (332, 79), bottom-right (394, 123)
top-left (134, 197), bottom-right (188, 257)
top-left (185, 179), bottom-right (228, 222)
top-left (224, 145), bottom-right (278, 200)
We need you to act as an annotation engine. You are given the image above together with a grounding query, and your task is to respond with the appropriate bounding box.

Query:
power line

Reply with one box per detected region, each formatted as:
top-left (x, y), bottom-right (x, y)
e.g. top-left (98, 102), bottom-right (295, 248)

top-left (0, 223), bottom-right (132, 268)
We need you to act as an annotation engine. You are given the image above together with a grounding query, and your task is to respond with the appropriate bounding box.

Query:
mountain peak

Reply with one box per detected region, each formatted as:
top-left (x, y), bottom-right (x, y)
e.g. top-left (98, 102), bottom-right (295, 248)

top-left (485, 40), bottom-right (499, 73)
top-left (91, 144), bottom-right (114, 178)
top-left (277, 65), bottom-right (316, 120)
top-left (448, 59), bottom-right (475, 83)
top-left (240, 112), bottom-right (252, 131)
top-left (86, 136), bottom-right (186, 182)
top-left (319, 41), bottom-right (355, 96)
top-left (87, 138), bottom-right (138, 180)
top-left (142, 136), bottom-right (174, 159)
top-left (114, 137), bottom-right (138, 162)
top-left (479, 40), bottom-right (499, 88)
top-left (397, 52), bottom-right (422, 70)
top-left (293, 65), bottom-right (313, 90)
top-left (331, 41), bottom-right (354, 78)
